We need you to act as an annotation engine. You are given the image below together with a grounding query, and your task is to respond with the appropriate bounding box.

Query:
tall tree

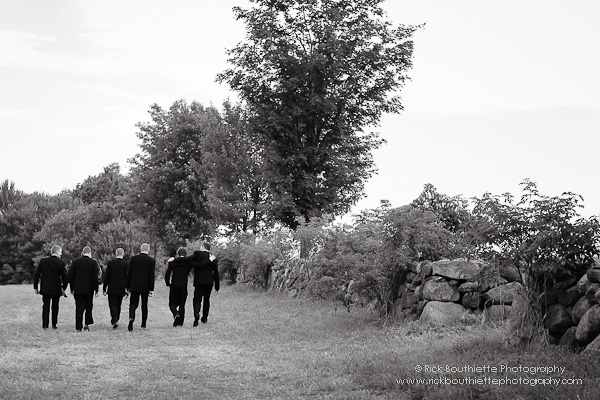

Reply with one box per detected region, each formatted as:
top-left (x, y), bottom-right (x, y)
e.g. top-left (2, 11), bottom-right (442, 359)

top-left (129, 100), bottom-right (214, 245)
top-left (203, 102), bottom-right (269, 234)
top-left (218, 0), bottom-right (419, 228)
top-left (73, 163), bottom-right (130, 206)
top-left (0, 179), bottom-right (22, 213)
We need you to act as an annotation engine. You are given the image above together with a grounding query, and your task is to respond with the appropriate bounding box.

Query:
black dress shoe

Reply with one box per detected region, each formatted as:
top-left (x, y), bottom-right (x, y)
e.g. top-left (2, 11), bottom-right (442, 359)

top-left (201, 318), bottom-right (207, 324)
top-left (173, 314), bottom-right (180, 327)
top-left (84, 326), bottom-right (90, 331)
top-left (112, 323), bottom-right (119, 329)
top-left (52, 326), bottom-right (57, 330)
top-left (128, 319), bottom-right (134, 332)
top-left (193, 316), bottom-right (199, 327)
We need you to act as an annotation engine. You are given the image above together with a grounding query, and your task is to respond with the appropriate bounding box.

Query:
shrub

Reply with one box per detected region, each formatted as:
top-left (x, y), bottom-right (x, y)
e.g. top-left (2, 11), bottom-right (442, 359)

top-left (239, 241), bottom-right (281, 288)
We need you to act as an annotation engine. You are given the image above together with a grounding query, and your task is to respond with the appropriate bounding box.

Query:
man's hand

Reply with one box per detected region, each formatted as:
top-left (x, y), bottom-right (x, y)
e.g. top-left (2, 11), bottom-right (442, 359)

top-left (103, 291), bottom-right (107, 296)
top-left (34, 288), bottom-right (38, 295)
top-left (209, 254), bottom-right (216, 262)
top-left (149, 291), bottom-right (154, 297)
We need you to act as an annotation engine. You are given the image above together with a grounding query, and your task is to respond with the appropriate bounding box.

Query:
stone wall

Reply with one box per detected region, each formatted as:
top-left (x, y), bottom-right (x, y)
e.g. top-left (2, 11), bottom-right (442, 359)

top-left (237, 256), bottom-right (600, 353)
top-left (543, 266), bottom-right (600, 354)
top-left (399, 258), bottom-right (521, 325)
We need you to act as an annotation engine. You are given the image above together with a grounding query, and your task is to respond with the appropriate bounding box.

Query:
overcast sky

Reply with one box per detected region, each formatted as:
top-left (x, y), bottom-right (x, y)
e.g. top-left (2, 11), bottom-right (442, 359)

top-left (1, 0), bottom-right (599, 218)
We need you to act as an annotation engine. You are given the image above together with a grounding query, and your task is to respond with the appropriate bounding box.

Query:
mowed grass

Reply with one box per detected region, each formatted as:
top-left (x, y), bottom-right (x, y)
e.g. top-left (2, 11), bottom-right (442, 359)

top-left (1, 283), bottom-right (599, 400)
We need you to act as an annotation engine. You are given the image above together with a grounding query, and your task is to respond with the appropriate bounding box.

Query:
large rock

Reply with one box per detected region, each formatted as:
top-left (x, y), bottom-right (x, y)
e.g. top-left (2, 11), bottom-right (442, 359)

top-left (582, 334), bottom-right (600, 355)
top-left (419, 301), bottom-right (467, 326)
top-left (462, 292), bottom-right (480, 310)
top-left (555, 277), bottom-right (578, 289)
top-left (540, 287), bottom-right (560, 308)
top-left (559, 326), bottom-right (581, 352)
top-left (546, 303), bottom-right (574, 334)
top-left (585, 283), bottom-right (600, 303)
top-left (422, 276), bottom-right (460, 302)
top-left (575, 305), bottom-right (600, 345)
top-left (572, 297), bottom-right (594, 325)
top-left (484, 305), bottom-right (511, 323)
top-left (557, 285), bottom-right (582, 307)
top-left (499, 264), bottom-right (521, 282)
top-left (430, 259), bottom-right (480, 281)
top-left (482, 281), bottom-right (521, 305)
top-left (587, 269), bottom-right (600, 284)
top-left (458, 281), bottom-right (479, 293)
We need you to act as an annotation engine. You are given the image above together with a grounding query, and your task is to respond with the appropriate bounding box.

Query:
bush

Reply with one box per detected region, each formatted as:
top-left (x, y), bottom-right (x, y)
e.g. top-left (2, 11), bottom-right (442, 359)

top-left (304, 275), bottom-right (342, 301)
top-left (214, 244), bottom-right (243, 284)
top-left (239, 241), bottom-right (281, 288)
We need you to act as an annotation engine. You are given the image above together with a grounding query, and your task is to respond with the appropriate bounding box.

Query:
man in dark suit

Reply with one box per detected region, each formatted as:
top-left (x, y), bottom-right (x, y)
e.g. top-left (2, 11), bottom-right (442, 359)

top-left (68, 246), bottom-right (100, 332)
top-left (126, 243), bottom-right (156, 331)
top-left (165, 247), bottom-right (194, 327)
top-left (188, 242), bottom-right (219, 326)
top-left (103, 248), bottom-right (129, 329)
top-left (33, 245), bottom-right (68, 329)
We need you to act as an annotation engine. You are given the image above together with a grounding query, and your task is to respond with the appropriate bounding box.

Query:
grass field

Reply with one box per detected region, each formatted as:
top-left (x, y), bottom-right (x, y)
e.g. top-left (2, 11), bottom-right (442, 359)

top-left (1, 283), bottom-right (599, 399)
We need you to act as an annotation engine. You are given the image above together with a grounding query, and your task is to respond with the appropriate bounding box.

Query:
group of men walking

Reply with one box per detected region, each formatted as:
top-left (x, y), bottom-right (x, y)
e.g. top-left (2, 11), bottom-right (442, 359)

top-left (32, 242), bottom-right (219, 331)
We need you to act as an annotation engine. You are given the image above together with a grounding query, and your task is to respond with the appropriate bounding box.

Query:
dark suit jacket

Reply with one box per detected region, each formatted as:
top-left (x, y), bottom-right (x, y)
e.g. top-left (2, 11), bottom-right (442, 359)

top-left (34, 255), bottom-right (68, 296)
top-left (126, 253), bottom-right (156, 293)
top-left (190, 251), bottom-right (220, 291)
top-left (68, 256), bottom-right (100, 295)
top-left (103, 258), bottom-right (128, 296)
top-left (165, 257), bottom-right (193, 288)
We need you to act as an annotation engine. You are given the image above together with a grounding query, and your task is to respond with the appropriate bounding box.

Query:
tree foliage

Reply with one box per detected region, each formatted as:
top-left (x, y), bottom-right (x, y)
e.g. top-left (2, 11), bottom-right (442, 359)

top-left (0, 190), bottom-right (78, 283)
top-left (0, 180), bottom-right (23, 212)
top-left (202, 102), bottom-right (270, 235)
top-left (34, 202), bottom-right (118, 263)
top-left (73, 163), bottom-right (131, 206)
top-left (472, 179), bottom-right (600, 281)
top-left (129, 100), bottom-right (213, 245)
top-left (218, 0), bottom-right (420, 228)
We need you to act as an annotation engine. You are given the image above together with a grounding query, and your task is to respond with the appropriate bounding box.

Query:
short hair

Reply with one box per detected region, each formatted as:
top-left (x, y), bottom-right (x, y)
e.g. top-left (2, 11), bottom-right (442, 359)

top-left (50, 245), bottom-right (61, 255)
top-left (141, 243), bottom-right (150, 253)
top-left (115, 248), bottom-right (125, 257)
top-left (176, 247), bottom-right (187, 257)
top-left (201, 241), bottom-right (211, 251)
top-left (82, 246), bottom-right (92, 255)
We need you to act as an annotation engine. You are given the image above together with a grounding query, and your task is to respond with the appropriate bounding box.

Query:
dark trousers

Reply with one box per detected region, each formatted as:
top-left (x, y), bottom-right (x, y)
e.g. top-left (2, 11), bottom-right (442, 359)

top-left (74, 294), bottom-right (94, 331)
top-left (169, 286), bottom-right (188, 325)
top-left (42, 295), bottom-right (60, 328)
top-left (129, 292), bottom-right (149, 326)
top-left (107, 294), bottom-right (124, 325)
top-left (193, 284), bottom-right (213, 321)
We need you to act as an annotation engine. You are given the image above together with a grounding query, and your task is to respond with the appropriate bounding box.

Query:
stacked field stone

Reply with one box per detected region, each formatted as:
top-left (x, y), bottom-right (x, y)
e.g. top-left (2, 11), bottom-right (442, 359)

top-left (401, 258), bottom-right (521, 325)
top-left (544, 265), bottom-right (600, 354)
